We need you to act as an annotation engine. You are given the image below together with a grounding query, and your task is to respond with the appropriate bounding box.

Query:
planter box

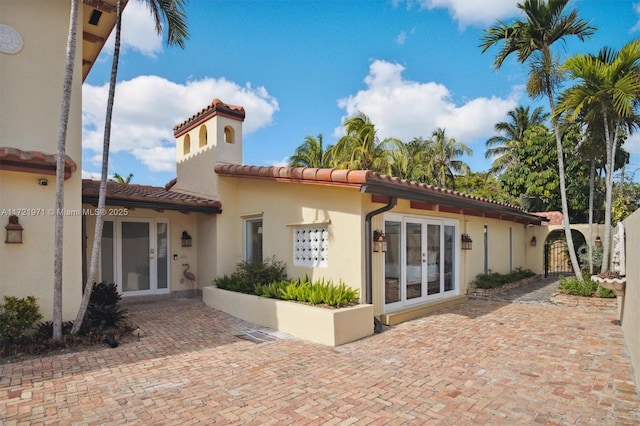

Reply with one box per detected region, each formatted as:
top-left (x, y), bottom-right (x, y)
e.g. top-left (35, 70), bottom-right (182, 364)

top-left (467, 275), bottom-right (542, 298)
top-left (203, 286), bottom-right (374, 346)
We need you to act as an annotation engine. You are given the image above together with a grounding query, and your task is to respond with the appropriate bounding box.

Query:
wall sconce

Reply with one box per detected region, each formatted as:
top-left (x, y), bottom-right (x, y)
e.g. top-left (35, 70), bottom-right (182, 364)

top-left (373, 229), bottom-right (387, 252)
top-left (461, 233), bottom-right (472, 250)
top-left (530, 236), bottom-right (537, 246)
top-left (5, 215), bottom-right (23, 244)
top-left (181, 231), bottom-right (192, 247)
top-left (595, 236), bottom-right (602, 247)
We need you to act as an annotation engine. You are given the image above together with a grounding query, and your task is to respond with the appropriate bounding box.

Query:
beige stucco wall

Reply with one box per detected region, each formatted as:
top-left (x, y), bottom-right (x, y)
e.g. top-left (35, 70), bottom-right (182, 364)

top-left (524, 223), bottom-right (610, 274)
top-left (83, 207), bottom-right (213, 293)
top-left (0, 1), bottom-right (84, 321)
top-left (215, 178), bottom-right (365, 294)
top-left (622, 209), bottom-right (640, 390)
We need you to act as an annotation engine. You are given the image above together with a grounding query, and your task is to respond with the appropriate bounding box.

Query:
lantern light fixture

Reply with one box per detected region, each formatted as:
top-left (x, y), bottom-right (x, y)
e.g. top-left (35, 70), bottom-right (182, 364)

top-left (5, 215), bottom-right (23, 244)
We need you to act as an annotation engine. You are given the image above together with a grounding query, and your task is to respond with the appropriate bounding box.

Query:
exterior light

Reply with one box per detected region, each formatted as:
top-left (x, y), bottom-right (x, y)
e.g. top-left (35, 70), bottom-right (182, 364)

top-left (461, 233), bottom-right (473, 250)
top-left (531, 236), bottom-right (537, 246)
top-left (373, 229), bottom-right (387, 252)
top-left (5, 215), bottom-right (23, 244)
top-left (595, 236), bottom-right (602, 247)
top-left (181, 231), bottom-right (192, 247)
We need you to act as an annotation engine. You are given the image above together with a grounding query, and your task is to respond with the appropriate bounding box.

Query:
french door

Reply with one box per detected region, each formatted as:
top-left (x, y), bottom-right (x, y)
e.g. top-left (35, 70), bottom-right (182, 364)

top-left (384, 215), bottom-right (458, 310)
top-left (102, 218), bottom-right (169, 296)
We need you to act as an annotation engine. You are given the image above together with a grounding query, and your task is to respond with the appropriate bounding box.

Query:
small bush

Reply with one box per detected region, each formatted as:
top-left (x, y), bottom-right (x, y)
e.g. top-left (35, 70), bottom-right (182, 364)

top-left (85, 282), bottom-right (128, 331)
top-left (0, 296), bottom-right (43, 346)
top-left (471, 268), bottom-right (536, 289)
top-left (596, 286), bottom-right (615, 298)
top-left (258, 276), bottom-right (359, 308)
top-left (558, 276), bottom-right (598, 297)
top-left (213, 257), bottom-right (288, 294)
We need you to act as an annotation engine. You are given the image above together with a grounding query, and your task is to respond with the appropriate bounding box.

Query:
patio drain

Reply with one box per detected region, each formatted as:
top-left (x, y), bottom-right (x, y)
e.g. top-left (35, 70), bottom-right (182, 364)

top-left (234, 330), bottom-right (277, 344)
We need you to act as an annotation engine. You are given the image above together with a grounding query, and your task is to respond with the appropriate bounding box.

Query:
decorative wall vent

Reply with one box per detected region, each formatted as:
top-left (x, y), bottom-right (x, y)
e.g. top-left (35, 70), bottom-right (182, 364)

top-left (293, 225), bottom-right (328, 267)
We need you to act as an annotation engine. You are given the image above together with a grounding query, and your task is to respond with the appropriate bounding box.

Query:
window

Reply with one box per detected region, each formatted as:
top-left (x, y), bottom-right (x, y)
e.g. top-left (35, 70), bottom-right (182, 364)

top-left (224, 126), bottom-right (235, 144)
top-left (293, 225), bottom-right (328, 267)
top-left (245, 218), bottom-right (263, 263)
top-left (199, 125), bottom-right (207, 148)
top-left (183, 134), bottom-right (191, 155)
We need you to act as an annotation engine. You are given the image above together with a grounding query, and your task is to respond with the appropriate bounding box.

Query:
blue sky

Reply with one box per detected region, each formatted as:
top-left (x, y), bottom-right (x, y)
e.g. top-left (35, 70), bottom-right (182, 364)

top-left (82, 0), bottom-right (640, 186)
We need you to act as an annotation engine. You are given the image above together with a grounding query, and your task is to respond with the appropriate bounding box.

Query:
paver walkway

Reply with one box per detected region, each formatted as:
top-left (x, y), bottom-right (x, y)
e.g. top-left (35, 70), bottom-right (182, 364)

top-left (1, 297), bottom-right (639, 425)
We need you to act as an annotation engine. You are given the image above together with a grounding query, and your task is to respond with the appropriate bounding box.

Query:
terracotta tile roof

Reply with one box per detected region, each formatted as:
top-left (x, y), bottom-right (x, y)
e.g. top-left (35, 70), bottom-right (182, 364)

top-left (82, 180), bottom-right (221, 214)
top-left (214, 164), bottom-right (546, 225)
top-left (533, 211), bottom-right (563, 225)
top-left (173, 99), bottom-right (246, 138)
top-left (0, 147), bottom-right (77, 180)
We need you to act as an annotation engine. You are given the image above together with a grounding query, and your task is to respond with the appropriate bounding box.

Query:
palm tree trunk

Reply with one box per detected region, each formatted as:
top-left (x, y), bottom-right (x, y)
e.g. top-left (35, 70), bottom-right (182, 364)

top-left (545, 81), bottom-right (583, 281)
top-left (600, 112), bottom-right (620, 273)
top-left (71, 0), bottom-right (123, 334)
top-left (588, 156), bottom-right (595, 274)
top-left (53, 0), bottom-right (79, 341)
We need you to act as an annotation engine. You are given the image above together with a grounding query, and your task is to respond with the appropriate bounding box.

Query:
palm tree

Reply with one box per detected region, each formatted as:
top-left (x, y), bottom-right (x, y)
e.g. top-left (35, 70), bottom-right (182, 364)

top-left (390, 137), bottom-right (431, 183)
top-left (557, 39), bottom-right (640, 272)
top-left (109, 172), bottom-right (134, 183)
top-left (52, 0), bottom-right (80, 342)
top-left (480, 0), bottom-right (596, 281)
top-left (331, 113), bottom-right (403, 175)
top-left (72, 0), bottom-right (190, 334)
top-left (427, 128), bottom-right (472, 189)
top-left (486, 106), bottom-right (549, 175)
top-left (288, 134), bottom-right (332, 168)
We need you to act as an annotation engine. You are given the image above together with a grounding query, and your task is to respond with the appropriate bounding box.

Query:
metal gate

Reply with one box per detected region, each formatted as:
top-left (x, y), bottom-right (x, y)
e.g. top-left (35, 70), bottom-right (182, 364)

top-left (544, 229), bottom-right (587, 277)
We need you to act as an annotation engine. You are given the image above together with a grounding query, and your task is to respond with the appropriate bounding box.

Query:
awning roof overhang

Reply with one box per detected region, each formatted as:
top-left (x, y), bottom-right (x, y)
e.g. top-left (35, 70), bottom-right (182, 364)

top-left (360, 182), bottom-right (546, 226)
top-left (82, 195), bottom-right (222, 214)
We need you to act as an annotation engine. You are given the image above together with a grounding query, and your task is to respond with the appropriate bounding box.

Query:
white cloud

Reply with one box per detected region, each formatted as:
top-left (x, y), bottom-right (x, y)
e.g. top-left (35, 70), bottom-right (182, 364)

top-left (396, 31), bottom-right (407, 45)
top-left (102, 1), bottom-right (165, 58)
top-left (625, 133), bottom-right (640, 155)
top-left (632, 3), bottom-right (640, 32)
top-left (336, 60), bottom-right (518, 146)
top-left (396, 0), bottom-right (519, 27)
top-left (83, 75), bottom-right (279, 173)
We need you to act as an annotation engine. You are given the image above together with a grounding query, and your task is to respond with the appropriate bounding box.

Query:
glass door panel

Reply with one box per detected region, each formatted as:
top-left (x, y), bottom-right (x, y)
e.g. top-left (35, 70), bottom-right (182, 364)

top-left (427, 224), bottom-right (441, 295)
top-left (384, 221), bottom-right (401, 304)
top-left (444, 225), bottom-right (455, 292)
top-left (157, 222), bottom-right (168, 290)
top-left (405, 222), bottom-right (423, 300)
top-left (121, 221), bottom-right (150, 292)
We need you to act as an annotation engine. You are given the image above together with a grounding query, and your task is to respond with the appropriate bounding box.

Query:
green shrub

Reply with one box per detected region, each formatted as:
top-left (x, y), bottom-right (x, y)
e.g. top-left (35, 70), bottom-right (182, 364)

top-left (0, 296), bottom-right (43, 345)
top-left (213, 257), bottom-right (288, 294)
top-left (558, 276), bottom-right (597, 297)
top-left (471, 268), bottom-right (536, 289)
top-left (577, 244), bottom-right (603, 273)
top-left (33, 320), bottom-right (75, 341)
top-left (85, 282), bottom-right (128, 331)
top-left (596, 286), bottom-right (615, 298)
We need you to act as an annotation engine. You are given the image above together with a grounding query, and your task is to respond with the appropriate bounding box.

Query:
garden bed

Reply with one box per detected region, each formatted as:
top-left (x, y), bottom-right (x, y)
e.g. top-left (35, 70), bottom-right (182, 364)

top-left (550, 293), bottom-right (617, 309)
top-left (467, 275), bottom-right (542, 298)
top-left (202, 286), bottom-right (374, 346)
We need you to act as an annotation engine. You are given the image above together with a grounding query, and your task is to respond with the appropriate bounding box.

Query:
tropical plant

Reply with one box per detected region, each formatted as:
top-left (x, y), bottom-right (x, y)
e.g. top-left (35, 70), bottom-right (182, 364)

top-left (331, 113), bottom-right (403, 174)
top-left (485, 106), bottom-right (549, 175)
top-left (52, 0), bottom-right (80, 341)
top-left (289, 134), bottom-right (333, 168)
top-left (557, 39), bottom-right (640, 272)
top-left (109, 173), bottom-right (134, 183)
top-left (213, 257), bottom-right (288, 295)
top-left (389, 137), bottom-right (429, 183)
top-left (471, 268), bottom-right (536, 289)
top-left (0, 296), bottom-right (43, 346)
top-left (73, 0), bottom-right (190, 334)
top-left (480, 0), bottom-right (596, 281)
top-left (427, 128), bottom-right (472, 189)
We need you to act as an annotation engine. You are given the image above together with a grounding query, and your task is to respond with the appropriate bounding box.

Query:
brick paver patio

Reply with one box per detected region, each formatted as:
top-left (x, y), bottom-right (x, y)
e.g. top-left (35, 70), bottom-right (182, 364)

top-left (1, 298), bottom-right (638, 425)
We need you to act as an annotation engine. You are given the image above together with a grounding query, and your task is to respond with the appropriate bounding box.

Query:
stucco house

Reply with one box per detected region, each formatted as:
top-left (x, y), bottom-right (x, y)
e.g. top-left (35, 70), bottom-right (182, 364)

top-left (1, 0), bottom-right (120, 320)
top-left (3, 0), bottom-right (600, 333)
top-left (81, 98), bottom-right (549, 327)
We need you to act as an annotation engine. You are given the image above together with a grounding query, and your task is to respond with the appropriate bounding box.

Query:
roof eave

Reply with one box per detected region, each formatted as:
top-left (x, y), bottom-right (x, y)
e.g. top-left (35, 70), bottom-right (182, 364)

top-left (360, 182), bottom-right (544, 225)
top-left (82, 195), bottom-right (222, 214)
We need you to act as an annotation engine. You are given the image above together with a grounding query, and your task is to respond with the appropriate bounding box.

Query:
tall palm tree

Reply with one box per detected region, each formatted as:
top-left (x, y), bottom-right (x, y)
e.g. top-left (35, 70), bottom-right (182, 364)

top-left (52, 0), bottom-right (80, 342)
top-left (109, 172), bottom-right (134, 183)
top-left (557, 39), bottom-right (640, 272)
top-left (288, 134), bottom-right (331, 168)
top-left (390, 137), bottom-right (432, 183)
top-left (486, 106), bottom-right (549, 175)
top-left (331, 113), bottom-right (403, 175)
top-left (72, 0), bottom-right (189, 334)
top-left (480, 0), bottom-right (595, 281)
top-left (428, 128), bottom-right (472, 189)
